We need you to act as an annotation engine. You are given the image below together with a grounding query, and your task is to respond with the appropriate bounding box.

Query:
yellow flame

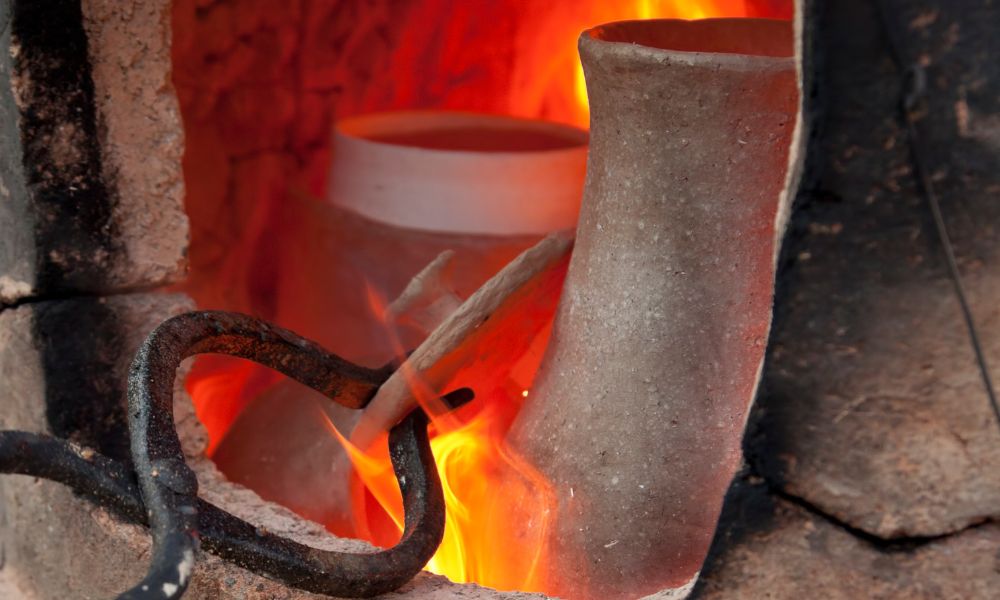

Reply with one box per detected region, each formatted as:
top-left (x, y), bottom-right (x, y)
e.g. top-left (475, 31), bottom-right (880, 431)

top-left (324, 3), bottom-right (783, 594)
top-left (326, 392), bottom-right (554, 592)
top-left (569, 0), bottom-right (754, 126)
top-left (324, 281), bottom-right (556, 592)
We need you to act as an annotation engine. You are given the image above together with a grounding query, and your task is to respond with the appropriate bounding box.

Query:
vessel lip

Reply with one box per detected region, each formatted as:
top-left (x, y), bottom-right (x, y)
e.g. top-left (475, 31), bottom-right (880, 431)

top-left (581, 17), bottom-right (794, 70)
top-left (334, 110), bottom-right (589, 158)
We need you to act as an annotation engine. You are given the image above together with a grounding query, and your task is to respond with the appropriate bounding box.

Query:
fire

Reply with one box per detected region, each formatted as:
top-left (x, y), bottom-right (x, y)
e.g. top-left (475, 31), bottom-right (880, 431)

top-left (568, 1), bottom-right (781, 124)
top-left (323, 393), bottom-right (555, 590)
top-left (187, 356), bottom-right (282, 456)
top-left (316, 286), bottom-right (556, 592)
top-left (326, 4), bottom-right (786, 592)
top-left (181, 0), bottom-right (793, 595)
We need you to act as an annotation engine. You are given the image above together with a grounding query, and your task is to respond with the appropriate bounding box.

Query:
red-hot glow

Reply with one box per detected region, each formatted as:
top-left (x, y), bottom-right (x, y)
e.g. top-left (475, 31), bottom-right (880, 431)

top-left (322, 3), bottom-right (790, 589)
top-left (568, 1), bottom-right (785, 124)
top-left (177, 0), bottom-right (793, 594)
top-left (324, 399), bottom-right (556, 589)
top-left (188, 356), bottom-right (283, 456)
top-left (316, 285), bottom-right (558, 591)
top-left (369, 0), bottom-right (789, 130)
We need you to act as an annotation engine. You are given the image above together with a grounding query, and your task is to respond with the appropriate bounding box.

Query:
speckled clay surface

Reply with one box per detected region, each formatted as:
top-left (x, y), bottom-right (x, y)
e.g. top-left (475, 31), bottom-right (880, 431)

top-left (508, 18), bottom-right (797, 599)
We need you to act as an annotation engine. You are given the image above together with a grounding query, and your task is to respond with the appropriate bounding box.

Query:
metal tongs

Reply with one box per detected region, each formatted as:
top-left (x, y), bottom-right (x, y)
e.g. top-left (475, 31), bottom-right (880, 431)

top-left (0, 310), bottom-right (472, 599)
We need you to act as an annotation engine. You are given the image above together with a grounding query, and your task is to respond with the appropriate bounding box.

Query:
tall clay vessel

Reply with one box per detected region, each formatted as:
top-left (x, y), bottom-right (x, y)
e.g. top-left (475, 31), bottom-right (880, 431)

top-left (507, 19), bottom-right (797, 599)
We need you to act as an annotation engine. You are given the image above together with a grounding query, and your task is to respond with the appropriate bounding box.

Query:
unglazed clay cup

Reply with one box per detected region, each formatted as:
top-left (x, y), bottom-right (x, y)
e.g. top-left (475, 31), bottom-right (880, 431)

top-left (507, 18), bottom-right (796, 600)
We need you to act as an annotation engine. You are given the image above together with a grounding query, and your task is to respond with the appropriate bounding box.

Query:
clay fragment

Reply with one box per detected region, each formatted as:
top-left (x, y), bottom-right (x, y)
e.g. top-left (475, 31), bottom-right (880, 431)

top-left (385, 250), bottom-right (463, 335)
top-left (351, 234), bottom-right (573, 450)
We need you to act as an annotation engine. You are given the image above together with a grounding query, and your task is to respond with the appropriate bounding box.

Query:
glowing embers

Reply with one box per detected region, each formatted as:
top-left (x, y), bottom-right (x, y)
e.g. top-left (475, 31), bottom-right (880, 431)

top-left (330, 243), bottom-right (570, 591)
top-left (323, 365), bottom-right (556, 591)
top-left (193, 107), bottom-right (581, 593)
top-left (382, 0), bottom-right (785, 129)
top-left (194, 253), bottom-right (566, 593)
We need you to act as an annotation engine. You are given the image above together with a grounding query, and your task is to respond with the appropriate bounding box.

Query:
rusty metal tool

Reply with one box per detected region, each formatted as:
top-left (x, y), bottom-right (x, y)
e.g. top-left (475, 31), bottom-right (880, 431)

top-left (0, 310), bottom-right (472, 599)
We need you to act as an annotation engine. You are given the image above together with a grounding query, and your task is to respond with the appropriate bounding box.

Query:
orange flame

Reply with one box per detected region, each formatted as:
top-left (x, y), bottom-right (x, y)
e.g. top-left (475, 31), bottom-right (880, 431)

top-left (322, 5), bottom-right (788, 593)
top-left (187, 356), bottom-right (283, 456)
top-left (568, 0), bottom-right (778, 125)
top-left (323, 391), bottom-right (555, 591)
top-left (327, 285), bottom-right (556, 592)
top-left (183, 1), bottom-right (793, 594)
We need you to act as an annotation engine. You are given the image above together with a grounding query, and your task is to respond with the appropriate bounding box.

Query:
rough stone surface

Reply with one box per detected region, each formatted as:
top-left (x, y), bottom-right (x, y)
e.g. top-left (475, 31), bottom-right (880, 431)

top-left (0, 3), bottom-right (35, 304)
top-left (0, 1), bottom-right (186, 304)
top-left (1, 455), bottom-right (544, 600)
top-left (749, 0), bottom-right (1000, 539)
top-left (508, 19), bottom-right (797, 600)
top-left (0, 292), bottom-right (193, 599)
top-left (693, 476), bottom-right (1000, 599)
top-left (82, 0), bottom-right (189, 290)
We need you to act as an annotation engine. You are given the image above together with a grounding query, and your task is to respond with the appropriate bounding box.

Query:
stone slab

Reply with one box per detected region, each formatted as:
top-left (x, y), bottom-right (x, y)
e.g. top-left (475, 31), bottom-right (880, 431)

top-left (750, 0), bottom-right (1000, 539)
top-left (0, 0), bottom-right (186, 304)
top-left (695, 475), bottom-right (1000, 599)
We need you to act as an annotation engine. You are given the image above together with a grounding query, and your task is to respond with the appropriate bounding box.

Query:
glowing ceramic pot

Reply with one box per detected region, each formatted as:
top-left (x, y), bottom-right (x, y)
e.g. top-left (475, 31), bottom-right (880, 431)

top-left (214, 111), bottom-right (587, 539)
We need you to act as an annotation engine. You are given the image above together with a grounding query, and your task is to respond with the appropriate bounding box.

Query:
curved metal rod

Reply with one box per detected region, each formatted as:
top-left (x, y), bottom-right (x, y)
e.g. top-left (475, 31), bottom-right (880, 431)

top-left (121, 311), bottom-right (448, 599)
top-left (0, 430), bottom-right (146, 522)
top-left (0, 394), bottom-right (463, 597)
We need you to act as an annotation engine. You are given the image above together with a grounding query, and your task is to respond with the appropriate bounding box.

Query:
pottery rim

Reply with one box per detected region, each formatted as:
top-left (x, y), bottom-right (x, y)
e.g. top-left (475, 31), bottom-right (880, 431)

top-left (327, 110), bottom-right (589, 236)
top-left (582, 17), bottom-right (794, 69)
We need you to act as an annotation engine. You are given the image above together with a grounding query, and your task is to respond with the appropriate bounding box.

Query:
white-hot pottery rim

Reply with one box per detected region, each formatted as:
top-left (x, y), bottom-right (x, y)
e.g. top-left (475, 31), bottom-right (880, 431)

top-left (328, 110), bottom-right (589, 236)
